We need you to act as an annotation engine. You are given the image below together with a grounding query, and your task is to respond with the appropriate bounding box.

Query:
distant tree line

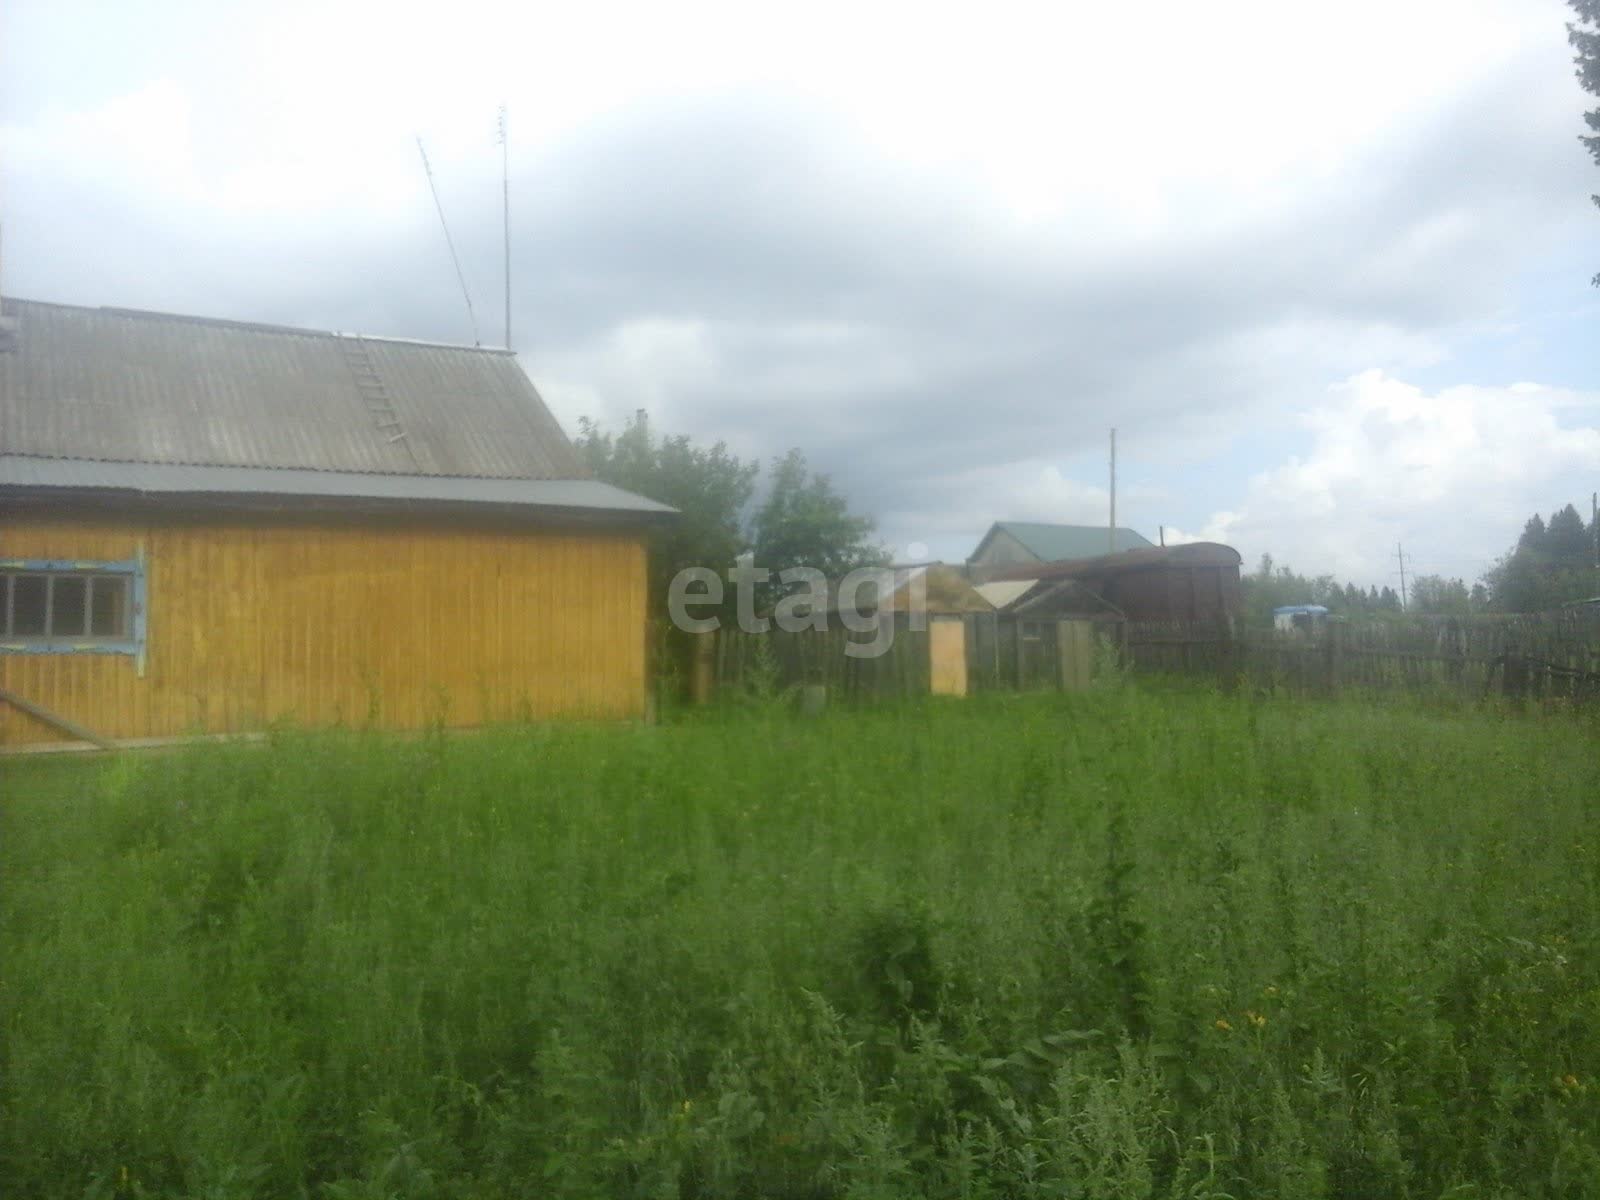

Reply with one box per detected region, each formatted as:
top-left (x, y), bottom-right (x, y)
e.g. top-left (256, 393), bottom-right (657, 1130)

top-left (1245, 500), bottom-right (1599, 624)
top-left (1241, 555), bottom-right (1411, 626)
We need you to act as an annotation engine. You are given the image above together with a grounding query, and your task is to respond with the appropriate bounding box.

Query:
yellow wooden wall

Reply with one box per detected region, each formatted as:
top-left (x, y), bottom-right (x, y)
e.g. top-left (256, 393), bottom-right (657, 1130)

top-left (0, 509), bottom-right (648, 745)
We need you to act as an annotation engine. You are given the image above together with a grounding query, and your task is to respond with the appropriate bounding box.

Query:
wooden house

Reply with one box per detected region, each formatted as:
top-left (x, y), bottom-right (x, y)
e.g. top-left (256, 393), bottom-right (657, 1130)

top-left (0, 298), bottom-right (673, 748)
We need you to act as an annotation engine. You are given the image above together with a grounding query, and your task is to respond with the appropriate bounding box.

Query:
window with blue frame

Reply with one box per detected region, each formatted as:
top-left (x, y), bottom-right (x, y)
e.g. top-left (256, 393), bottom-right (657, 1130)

top-left (0, 559), bottom-right (145, 655)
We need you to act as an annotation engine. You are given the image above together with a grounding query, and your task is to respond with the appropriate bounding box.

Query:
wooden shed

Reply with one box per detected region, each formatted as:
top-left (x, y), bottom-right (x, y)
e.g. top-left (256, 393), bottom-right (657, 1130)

top-left (0, 298), bottom-right (673, 749)
top-left (985, 542), bottom-right (1243, 624)
top-left (971, 577), bottom-right (1124, 690)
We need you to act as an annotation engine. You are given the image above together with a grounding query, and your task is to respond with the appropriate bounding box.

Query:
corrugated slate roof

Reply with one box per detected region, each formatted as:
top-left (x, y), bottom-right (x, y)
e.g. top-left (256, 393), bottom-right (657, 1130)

top-left (0, 298), bottom-right (584, 480)
top-left (977, 521), bottom-right (1153, 562)
top-left (0, 456), bottom-right (674, 516)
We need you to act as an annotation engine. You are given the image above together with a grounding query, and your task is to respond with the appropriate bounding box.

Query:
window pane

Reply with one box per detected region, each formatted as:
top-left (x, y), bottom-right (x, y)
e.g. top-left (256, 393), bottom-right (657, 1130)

top-left (52, 575), bottom-right (89, 637)
top-left (90, 575), bottom-right (129, 637)
top-left (12, 575), bottom-right (47, 636)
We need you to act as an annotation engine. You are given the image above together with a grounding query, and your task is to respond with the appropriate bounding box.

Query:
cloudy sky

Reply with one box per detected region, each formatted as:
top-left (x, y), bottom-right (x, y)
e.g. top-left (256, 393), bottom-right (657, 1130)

top-left (4, 0), bottom-right (1598, 586)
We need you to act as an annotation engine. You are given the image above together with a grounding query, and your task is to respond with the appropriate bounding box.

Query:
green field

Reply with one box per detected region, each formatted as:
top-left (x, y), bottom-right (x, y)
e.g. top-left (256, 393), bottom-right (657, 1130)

top-left (4, 687), bottom-right (1600, 1198)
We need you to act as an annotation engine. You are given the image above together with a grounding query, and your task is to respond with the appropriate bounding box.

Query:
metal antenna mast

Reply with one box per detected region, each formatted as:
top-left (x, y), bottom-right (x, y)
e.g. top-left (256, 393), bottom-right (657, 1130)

top-left (415, 136), bottom-right (481, 346)
top-left (497, 106), bottom-right (511, 351)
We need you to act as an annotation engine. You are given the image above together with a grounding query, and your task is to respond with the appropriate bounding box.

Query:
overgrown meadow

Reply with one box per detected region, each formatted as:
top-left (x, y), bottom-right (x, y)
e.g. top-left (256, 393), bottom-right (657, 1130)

top-left (4, 686), bottom-right (1600, 1198)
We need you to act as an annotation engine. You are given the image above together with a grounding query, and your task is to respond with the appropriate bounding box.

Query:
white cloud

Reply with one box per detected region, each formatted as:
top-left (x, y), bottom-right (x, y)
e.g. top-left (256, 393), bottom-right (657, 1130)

top-left (1188, 371), bottom-right (1600, 585)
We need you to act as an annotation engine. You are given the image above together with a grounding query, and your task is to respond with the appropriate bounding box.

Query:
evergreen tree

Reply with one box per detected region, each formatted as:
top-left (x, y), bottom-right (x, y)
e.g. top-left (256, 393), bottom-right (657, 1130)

top-left (1518, 513), bottom-right (1548, 552)
top-left (1486, 499), bottom-right (1600, 610)
top-left (1547, 503), bottom-right (1590, 560)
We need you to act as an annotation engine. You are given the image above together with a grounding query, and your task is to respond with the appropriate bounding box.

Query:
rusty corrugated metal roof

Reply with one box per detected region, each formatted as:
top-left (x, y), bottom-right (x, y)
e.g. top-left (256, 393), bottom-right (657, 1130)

top-left (0, 298), bottom-right (585, 481)
top-left (987, 541), bottom-right (1243, 582)
top-left (821, 563), bottom-right (996, 615)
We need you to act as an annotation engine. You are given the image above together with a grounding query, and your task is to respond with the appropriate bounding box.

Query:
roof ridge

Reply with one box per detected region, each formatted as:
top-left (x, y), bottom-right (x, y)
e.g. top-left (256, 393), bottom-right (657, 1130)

top-left (4, 296), bottom-right (516, 356)
top-left (999, 519), bottom-right (1143, 530)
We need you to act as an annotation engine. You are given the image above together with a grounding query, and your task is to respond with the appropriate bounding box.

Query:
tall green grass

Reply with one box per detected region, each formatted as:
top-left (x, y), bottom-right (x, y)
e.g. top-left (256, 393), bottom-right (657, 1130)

top-left (4, 688), bottom-right (1599, 1198)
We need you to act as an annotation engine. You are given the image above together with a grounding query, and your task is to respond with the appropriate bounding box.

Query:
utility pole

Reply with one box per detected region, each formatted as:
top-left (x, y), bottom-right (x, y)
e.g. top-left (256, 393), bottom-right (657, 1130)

top-left (1108, 427), bottom-right (1117, 556)
top-left (1396, 542), bottom-right (1409, 610)
top-left (1592, 491), bottom-right (1598, 570)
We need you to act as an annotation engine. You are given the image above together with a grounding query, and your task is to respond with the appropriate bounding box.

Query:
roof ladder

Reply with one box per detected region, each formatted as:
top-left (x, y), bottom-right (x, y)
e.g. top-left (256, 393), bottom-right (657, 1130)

top-left (340, 336), bottom-right (422, 469)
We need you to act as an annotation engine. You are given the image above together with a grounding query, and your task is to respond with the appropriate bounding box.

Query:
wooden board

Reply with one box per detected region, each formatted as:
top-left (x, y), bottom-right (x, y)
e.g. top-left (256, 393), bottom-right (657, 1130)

top-left (1056, 619), bottom-right (1095, 692)
top-left (929, 615), bottom-right (968, 697)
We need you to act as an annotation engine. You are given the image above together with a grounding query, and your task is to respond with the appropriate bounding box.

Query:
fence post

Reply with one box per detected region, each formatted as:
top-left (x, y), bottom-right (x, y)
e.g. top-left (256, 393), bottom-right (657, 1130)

top-left (1218, 614), bottom-right (1241, 693)
top-left (1501, 650), bottom-right (1528, 701)
top-left (1322, 621), bottom-right (1340, 695)
top-left (690, 628), bottom-right (718, 704)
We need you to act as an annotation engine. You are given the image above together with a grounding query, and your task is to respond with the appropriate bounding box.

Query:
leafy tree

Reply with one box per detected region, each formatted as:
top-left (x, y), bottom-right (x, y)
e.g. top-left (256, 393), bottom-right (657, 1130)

top-left (574, 411), bottom-right (757, 616)
top-left (576, 415), bottom-right (883, 617)
top-left (749, 449), bottom-right (885, 605)
top-left (1571, 0), bottom-right (1600, 284)
top-left (577, 415), bottom-right (883, 698)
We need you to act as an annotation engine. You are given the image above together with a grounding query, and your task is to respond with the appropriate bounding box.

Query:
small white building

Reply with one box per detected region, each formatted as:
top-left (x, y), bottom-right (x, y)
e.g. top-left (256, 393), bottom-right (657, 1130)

top-left (1273, 604), bottom-right (1330, 634)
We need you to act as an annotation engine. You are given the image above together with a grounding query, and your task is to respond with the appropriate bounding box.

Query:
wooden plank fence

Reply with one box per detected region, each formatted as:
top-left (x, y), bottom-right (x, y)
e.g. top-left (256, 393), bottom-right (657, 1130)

top-left (1123, 609), bottom-right (1600, 702)
top-left (702, 613), bottom-right (1109, 703)
top-left (693, 607), bottom-right (1600, 706)
top-left (714, 620), bottom-right (932, 701)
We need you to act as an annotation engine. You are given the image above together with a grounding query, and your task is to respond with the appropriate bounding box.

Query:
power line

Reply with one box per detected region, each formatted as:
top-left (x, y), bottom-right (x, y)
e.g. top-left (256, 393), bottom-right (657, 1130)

top-left (415, 136), bottom-right (481, 347)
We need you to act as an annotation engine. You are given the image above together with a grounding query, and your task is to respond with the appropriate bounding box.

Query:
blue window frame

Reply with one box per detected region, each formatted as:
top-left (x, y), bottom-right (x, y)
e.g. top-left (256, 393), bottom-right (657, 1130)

top-left (0, 558), bottom-right (146, 657)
